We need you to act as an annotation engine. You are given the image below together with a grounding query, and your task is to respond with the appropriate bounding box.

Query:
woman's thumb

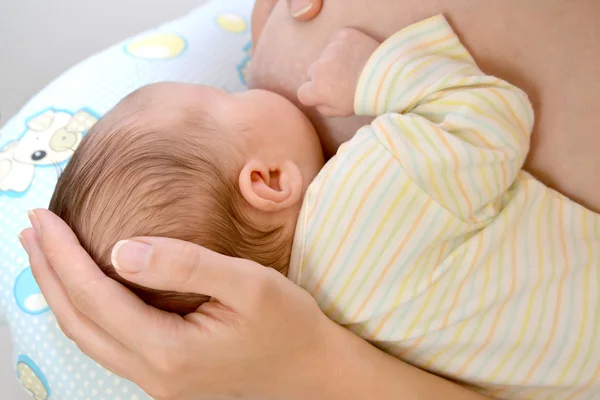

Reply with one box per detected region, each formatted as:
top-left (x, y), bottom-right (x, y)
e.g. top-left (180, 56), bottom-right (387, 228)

top-left (111, 237), bottom-right (257, 308)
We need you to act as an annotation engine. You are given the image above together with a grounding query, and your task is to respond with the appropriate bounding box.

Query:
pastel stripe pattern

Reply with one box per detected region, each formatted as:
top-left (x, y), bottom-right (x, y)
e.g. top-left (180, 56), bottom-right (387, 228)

top-left (288, 15), bottom-right (600, 399)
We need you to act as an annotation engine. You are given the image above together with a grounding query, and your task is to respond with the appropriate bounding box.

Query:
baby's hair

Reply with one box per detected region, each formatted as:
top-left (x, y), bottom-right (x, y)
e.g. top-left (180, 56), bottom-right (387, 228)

top-left (49, 86), bottom-right (291, 314)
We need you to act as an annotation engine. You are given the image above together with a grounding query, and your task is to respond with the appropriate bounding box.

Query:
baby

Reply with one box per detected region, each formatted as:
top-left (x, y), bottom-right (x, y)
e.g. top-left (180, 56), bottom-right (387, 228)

top-left (51, 15), bottom-right (600, 399)
top-left (50, 83), bottom-right (324, 313)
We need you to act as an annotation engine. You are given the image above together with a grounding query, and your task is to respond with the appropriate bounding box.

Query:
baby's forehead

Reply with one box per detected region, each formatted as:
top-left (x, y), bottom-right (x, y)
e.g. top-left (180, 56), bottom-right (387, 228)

top-left (115, 84), bottom-right (221, 126)
top-left (124, 82), bottom-right (217, 107)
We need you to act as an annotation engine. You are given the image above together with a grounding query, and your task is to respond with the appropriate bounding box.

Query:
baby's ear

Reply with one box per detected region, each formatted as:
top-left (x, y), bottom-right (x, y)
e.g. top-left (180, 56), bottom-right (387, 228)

top-left (239, 159), bottom-right (303, 212)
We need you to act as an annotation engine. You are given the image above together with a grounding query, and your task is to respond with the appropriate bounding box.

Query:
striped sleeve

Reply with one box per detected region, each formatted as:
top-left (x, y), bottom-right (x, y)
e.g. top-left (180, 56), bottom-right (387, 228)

top-left (354, 15), bottom-right (534, 222)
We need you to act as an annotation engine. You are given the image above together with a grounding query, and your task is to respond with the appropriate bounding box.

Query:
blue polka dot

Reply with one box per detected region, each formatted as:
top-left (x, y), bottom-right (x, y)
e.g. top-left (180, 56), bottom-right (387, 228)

top-left (14, 267), bottom-right (49, 315)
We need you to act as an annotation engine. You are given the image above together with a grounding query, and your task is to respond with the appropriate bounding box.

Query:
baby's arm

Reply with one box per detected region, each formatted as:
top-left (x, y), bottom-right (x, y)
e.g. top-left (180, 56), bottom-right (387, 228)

top-left (300, 15), bottom-right (534, 222)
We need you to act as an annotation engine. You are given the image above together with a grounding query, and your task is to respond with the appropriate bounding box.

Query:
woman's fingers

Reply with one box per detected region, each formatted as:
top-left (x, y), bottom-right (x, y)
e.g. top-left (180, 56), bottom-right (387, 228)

top-left (289, 0), bottom-right (324, 20)
top-left (112, 236), bottom-right (268, 311)
top-left (22, 228), bottom-right (145, 380)
top-left (28, 209), bottom-right (179, 352)
top-left (253, 0), bottom-right (324, 48)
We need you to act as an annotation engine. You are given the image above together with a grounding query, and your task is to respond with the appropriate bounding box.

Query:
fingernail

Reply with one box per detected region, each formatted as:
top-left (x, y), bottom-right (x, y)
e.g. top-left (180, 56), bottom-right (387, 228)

top-left (28, 210), bottom-right (41, 237)
top-left (18, 233), bottom-right (28, 253)
top-left (111, 240), bottom-right (152, 273)
top-left (291, 0), bottom-right (314, 18)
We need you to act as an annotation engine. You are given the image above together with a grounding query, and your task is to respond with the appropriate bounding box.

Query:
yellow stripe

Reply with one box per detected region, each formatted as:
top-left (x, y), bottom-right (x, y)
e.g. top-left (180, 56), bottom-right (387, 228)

top-left (486, 187), bottom-right (541, 381)
top-left (307, 156), bottom-right (340, 221)
top-left (302, 145), bottom-right (378, 263)
top-left (458, 183), bottom-right (529, 375)
top-left (489, 87), bottom-right (529, 141)
top-left (557, 210), bottom-right (591, 384)
top-left (565, 364), bottom-right (600, 400)
top-left (394, 218), bottom-right (456, 347)
top-left (429, 101), bottom-right (510, 192)
top-left (421, 233), bottom-right (485, 368)
top-left (361, 16), bottom-right (445, 87)
top-left (398, 51), bottom-right (470, 112)
top-left (441, 195), bottom-right (512, 371)
top-left (521, 197), bottom-right (569, 384)
top-left (440, 248), bottom-right (495, 371)
top-left (406, 117), bottom-right (458, 213)
top-left (374, 34), bottom-right (455, 112)
top-left (310, 158), bottom-right (394, 297)
top-left (464, 86), bottom-right (524, 148)
top-left (326, 178), bottom-right (412, 315)
top-left (396, 223), bottom-right (479, 357)
top-left (371, 216), bottom-right (455, 337)
top-left (432, 125), bottom-right (473, 219)
top-left (434, 98), bottom-right (522, 145)
top-left (566, 213), bottom-right (600, 391)
top-left (383, 56), bottom-right (439, 110)
top-left (438, 119), bottom-right (495, 202)
top-left (351, 198), bottom-right (433, 320)
top-left (502, 189), bottom-right (551, 382)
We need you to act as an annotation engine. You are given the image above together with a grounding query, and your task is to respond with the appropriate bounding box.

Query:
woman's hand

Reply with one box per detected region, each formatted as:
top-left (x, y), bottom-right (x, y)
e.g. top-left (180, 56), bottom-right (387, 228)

top-left (20, 209), bottom-right (334, 400)
top-left (252, 0), bottom-right (324, 48)
top-left (21, 209), bottom-right (491, 400)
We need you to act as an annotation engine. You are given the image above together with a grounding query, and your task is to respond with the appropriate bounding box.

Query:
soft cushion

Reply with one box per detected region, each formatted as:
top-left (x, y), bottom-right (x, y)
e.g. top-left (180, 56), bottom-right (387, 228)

top-left (0, 0), bottom-right (253, 398)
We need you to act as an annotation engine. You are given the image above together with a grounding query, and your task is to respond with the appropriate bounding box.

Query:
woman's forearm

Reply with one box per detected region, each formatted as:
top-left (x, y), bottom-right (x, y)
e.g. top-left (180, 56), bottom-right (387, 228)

top-left (311, 321), bottom-right (490, 400)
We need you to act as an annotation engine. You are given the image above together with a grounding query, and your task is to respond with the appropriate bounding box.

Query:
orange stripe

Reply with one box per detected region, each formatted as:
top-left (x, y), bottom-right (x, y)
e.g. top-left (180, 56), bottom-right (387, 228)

top-left (565, 364), bottom-right (600, 400)
top-left (440, 234), bottom-right (484, 328)
top-left (500, 159), bottom-right (508, 192)
top-left (373, 34), bottom-right (454, 112)
top-left (457, 183), bottom-right (529, 374)
top-left (397, 68), bottom-right (468, 118)
top-left (393, 222), bottom-right (456, 356)
top-left (383, 56), bottom-right (439, 111)
top-left (302, 146), bottom-right (378, 263)
top-left (328, 180), bottom-right (413, 319)
top-left (489, 88), bottom-right (528, 142)
top-left (351, 198), bottom-right (433, 320)
top-left (373, 224), bottom-right (450, 336)
top-left (310, 159), bottom-right (394, 296)
top-left (521, 197), bottom-right (570, 384)
top-left (420, 234), bottom-right (485, 368)
top-left (432, 125), bottom-right (473, 219)
top-left (557, 209), bottom-right (591, 384)
top-left (381, 119), bottom-right (401, 158)
top-left (428, 241), bottom-right (448, 285)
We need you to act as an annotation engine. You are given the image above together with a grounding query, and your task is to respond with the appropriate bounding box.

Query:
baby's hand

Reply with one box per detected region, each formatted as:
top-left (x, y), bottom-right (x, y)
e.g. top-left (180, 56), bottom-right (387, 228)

top-left (297, 28), bottom-right (379, 117)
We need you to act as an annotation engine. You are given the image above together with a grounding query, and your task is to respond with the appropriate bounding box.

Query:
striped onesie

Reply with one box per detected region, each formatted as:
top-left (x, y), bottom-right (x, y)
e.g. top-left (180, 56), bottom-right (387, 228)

top-left (288, 15), bottom-right (600, 399)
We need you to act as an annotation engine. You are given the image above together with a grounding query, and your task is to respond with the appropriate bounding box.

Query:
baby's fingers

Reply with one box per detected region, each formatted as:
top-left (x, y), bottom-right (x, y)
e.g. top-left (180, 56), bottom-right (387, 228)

top-left (297, 81), bottom-right (321, 108)
top-left (316, 105), bottom-right (351, 118)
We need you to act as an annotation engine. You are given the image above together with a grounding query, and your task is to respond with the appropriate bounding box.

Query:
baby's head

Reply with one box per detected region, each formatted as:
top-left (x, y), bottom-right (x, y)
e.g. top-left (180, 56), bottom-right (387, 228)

top-left (49, 82), bottom-right (324, 314)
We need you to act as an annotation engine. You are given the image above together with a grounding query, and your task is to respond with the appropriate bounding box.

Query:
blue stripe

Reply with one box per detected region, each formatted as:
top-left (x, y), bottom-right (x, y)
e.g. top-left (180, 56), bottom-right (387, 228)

top-left (473, 184), bottom-right (538, 377)
top-left (372, 205), bottom-right (445, 337)
top-left (322, 168), bottom-right (400, 304)
top-left (542, 202), bottom-right (578, 379)
top-left (360, 22), bottom-right (448, 111)
top-left (306, 133), bottom-right (373, 237)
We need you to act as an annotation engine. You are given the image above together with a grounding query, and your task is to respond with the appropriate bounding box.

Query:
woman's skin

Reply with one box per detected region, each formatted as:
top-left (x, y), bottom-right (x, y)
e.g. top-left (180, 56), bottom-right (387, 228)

top-left (19, 0), bottom-right (599, 398)
top-left (20, 209), bottom-right (488, 400)
top-left (251, 0), bottom-right (600, 213)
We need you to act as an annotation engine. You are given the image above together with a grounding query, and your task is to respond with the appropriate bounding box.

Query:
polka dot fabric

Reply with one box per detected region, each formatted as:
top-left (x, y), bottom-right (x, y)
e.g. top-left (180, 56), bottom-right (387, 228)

top-left (0, 0), bottom-right (253, 398)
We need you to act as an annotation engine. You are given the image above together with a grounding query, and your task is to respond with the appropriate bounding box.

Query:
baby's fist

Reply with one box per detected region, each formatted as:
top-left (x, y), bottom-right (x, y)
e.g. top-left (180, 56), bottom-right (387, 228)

top-left (297, 28), bottom-right (379, 117)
